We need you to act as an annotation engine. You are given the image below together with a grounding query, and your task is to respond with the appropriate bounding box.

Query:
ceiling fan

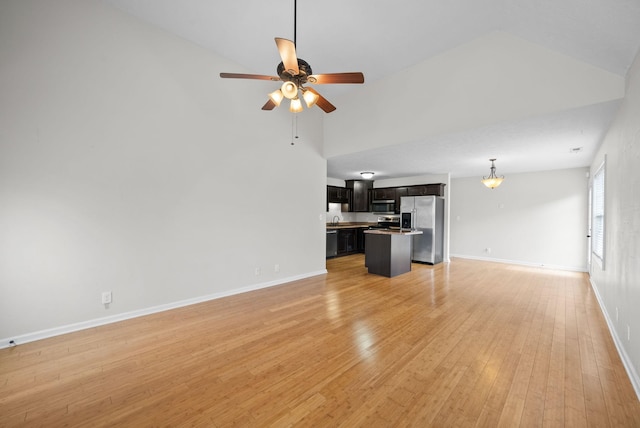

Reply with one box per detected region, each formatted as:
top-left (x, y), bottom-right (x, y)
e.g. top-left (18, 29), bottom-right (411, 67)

top-left (219, 0), bottom-right (364, 113)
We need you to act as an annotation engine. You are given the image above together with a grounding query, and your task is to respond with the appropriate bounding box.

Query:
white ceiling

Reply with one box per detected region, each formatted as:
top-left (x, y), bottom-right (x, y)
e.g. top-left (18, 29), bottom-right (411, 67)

top-left (104, 0), bottom-right (640, 180)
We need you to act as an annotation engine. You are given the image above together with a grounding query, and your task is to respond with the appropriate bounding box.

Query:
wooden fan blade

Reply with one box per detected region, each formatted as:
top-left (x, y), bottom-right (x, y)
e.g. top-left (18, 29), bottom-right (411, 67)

top-left (220, 72), bottom-right (280, 81)
top-left (308, 72), bottom-right (365, 84)
top-left (305, 87), bottom-right (336, 113)
top-left (262, 99), bottom-right (277, 111)
top-left (275, 38), bottom-right (299, 75)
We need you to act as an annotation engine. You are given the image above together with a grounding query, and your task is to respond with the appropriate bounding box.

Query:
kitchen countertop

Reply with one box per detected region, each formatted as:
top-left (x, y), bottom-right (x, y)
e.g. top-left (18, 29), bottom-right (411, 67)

top-left (363, 229), bottom-right (423, 236)
top-left (326, 222), bottom-right (376, 230)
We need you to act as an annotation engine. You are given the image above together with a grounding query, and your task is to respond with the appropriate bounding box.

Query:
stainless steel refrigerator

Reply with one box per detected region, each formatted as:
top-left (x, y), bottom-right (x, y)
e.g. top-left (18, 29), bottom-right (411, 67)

top-left (400, 196), bottom-right (444, 264)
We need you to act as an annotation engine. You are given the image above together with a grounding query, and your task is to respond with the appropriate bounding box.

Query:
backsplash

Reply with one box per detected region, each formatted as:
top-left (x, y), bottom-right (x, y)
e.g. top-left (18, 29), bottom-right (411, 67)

top-left (326, 203), bottom-right (378, 224)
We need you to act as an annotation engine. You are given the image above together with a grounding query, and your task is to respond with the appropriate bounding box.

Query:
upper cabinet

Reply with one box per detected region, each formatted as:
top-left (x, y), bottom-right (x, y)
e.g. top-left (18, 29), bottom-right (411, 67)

top-left (394, 187), bottom-right (408, 213)
top-left (371, 188), bottom-right (396, 200)
top-left (327, 182), bottom-right (445, 213)
top-left (373, 186), bottom-right (407, 213)
top-left (327, 185), bottom-right (350, 203)
top-left (346, 180), bottom-right (373, 212)
top-left (406, 183), bottom-right (446, 197)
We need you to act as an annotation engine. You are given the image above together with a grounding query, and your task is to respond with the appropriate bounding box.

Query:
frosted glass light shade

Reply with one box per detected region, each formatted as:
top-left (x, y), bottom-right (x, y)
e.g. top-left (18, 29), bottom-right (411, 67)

top-left (302, 89), bottom-right (319, 108)
top-left (281, 81), bottom-right (298, 99)
top-left (289, 97), bottom-right (303, 113)
top-left (481, 177), bottom-right (504, 189)
top-left (268, 89), bottom-right (284, 106)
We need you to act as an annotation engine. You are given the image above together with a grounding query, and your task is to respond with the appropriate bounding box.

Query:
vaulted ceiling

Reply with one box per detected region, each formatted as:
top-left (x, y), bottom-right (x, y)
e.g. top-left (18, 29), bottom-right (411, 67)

top-left (105, 0), bottom-right (640, 180)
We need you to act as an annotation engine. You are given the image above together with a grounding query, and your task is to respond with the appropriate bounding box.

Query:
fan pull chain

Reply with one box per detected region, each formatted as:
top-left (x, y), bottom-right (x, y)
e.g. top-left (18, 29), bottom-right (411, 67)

top-left (291, 114), bottom-right (299, 145)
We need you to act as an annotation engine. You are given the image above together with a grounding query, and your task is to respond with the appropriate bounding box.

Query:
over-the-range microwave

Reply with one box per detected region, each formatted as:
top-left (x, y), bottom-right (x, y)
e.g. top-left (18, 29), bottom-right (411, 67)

top-left (371, 200), bottom-right (396, 214)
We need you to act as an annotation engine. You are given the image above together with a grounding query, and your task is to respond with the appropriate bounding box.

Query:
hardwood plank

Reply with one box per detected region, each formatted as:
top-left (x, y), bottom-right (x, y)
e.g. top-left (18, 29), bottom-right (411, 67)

top-left (521, 278), bottom-right (557, 425)
top-left (1, 256), bottom-right (639, 427)
top-left (542, 276), bottom-right (566, 427)
top-left (564, 274), bottom-right (589, 426)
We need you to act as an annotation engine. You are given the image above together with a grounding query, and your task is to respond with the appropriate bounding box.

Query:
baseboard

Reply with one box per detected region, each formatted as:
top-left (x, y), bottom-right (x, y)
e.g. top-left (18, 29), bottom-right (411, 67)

top-left (589, 277), bottom-right (640, 400)
top-left (449, 254), bottom-right (587, 273)
top-left (1, 269), bottom-right (328, 349)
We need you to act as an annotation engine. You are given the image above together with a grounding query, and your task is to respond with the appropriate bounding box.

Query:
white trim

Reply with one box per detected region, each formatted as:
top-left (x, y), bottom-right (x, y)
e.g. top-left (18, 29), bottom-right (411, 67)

top-left (591, 156), bottom-right (606, 269)
top-left (1, 270), bottom-right (327, 349)
top-left (449, 254), bottom-right (587, 273)
top-left (589, 277), bottom-right (640, 400)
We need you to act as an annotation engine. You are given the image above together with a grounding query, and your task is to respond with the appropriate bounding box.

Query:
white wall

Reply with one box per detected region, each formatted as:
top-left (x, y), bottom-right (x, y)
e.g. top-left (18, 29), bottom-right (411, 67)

top-left (0, 0), bottom-right (327, 343)
top-left (589, 49), bottom-right (640, 394)
top-left (450, 168), bottom-right (589, 271)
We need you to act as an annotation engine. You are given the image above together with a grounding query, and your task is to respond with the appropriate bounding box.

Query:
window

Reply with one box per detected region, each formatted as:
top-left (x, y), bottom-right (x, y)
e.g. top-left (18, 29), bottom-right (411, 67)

top-left (592, 158), bottom-right (606, 267)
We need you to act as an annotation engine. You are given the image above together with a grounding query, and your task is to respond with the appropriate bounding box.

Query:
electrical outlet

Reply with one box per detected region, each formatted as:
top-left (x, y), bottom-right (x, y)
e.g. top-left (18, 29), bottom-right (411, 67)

top-left (485, 247), bottom-right (491, 253)
top-left (255, 267), bottom-right (261, 276)
top-left (616, 307), bottom-right (619, 322)
top-left (628, 325), bottom-right (631, 342)
top-left (101, 291), bottom-right (112, 304)
top-left (274, 264), bottom-right (280, 273)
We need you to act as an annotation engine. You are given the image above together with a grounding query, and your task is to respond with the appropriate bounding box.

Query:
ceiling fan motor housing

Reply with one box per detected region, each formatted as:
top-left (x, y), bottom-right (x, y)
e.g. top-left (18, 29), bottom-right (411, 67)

top-left (277, 58), bottom-right (312, 83)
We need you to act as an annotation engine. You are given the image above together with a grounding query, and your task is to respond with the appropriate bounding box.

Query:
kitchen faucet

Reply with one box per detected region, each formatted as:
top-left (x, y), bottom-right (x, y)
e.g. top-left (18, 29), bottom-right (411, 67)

top-left (332, 215), bottom-right (340, 226)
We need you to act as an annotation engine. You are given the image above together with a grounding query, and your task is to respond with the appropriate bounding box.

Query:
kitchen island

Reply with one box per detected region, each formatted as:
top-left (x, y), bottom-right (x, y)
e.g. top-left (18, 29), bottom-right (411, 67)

top-left (363, 229), bottom-right (423, 277)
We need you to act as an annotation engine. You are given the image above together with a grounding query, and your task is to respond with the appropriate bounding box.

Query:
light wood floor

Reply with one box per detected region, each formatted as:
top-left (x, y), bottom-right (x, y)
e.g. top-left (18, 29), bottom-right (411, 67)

top-left (2, 256), bottom-right (639, 427)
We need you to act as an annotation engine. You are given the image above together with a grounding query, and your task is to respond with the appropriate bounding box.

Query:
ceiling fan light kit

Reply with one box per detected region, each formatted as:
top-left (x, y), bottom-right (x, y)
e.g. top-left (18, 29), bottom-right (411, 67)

top-left (219, 0), bottom-right (364, 113)
top-left (360, 172), bottom-right (375, 179)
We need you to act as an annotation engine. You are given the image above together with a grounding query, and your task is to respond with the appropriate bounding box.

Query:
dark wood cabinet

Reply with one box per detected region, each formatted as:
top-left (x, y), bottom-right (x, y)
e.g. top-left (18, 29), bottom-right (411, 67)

top-left (327, 185), bottom-right (352, 211)
top-left (327, 182), bottom-right (445, 212)
top-left (329, 227), bottom-right (368, 257)
top-left (394, 187), bottom-right (408, 213)
top-left (327, 186), bottom-right (350, 203)
top-left (357, 228), bottom-right (366, 253)
top-left (345, 180), bottom-right (373, 212)
top-left (337, 229), bottom-right (358, 255)
top-left (372, 187), bottom-right (396, 201)
top-left (406, 183), bottom-right (446, 197)
top-left (373, 187), bottom-right (409, 213)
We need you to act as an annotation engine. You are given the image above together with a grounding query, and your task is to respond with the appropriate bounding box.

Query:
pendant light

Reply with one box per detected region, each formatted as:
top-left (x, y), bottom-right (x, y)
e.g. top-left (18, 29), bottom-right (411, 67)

top-left (481, 158), bottom-right (504, 189)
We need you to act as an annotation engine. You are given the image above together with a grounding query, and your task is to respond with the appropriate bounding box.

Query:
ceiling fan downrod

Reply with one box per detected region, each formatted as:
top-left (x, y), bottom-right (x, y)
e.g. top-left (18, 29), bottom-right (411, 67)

top-left (293, 0), bottom-right (297, 46)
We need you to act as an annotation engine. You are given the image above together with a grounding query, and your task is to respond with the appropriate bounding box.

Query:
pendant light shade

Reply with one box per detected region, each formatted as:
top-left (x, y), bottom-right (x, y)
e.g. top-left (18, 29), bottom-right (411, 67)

top-left (268, 89), bottom-right (284, 106)
top-left (281, 81), bottom-right (298, 99)
top-left (289, 97), bottom-right (303, 113)
top-left (481, 158), bottom-right (504, 189)
top-left (302, 88), bottom-right (319, 108)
